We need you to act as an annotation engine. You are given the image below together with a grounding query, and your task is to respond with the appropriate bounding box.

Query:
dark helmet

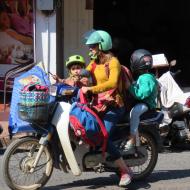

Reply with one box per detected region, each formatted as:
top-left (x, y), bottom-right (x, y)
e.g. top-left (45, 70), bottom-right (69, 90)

top-left (130, 49), bottom-right (153, 73)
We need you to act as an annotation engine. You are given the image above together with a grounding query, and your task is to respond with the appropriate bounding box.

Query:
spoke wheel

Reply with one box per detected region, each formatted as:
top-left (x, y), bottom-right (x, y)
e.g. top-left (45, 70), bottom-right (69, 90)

top-left (126, 132), bottom-right (158, 180)
top-left (2, 137), bottom-right (53, 190)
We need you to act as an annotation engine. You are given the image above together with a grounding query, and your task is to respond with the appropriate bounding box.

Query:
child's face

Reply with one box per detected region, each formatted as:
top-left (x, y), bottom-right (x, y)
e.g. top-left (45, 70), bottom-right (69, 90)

top-left (0, 12), bottom-right (11, 30)
top-left (70, 64), bottom-right (82, 76)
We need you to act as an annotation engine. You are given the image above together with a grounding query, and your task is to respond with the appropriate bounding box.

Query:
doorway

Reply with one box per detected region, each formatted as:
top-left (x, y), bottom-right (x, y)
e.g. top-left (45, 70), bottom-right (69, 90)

top-left (94, 0), bottom-right (190, 86)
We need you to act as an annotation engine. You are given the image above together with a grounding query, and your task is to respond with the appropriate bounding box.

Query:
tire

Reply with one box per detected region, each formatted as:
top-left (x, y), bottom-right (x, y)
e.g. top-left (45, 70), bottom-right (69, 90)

top-left (125, 132), bottom-right (158, 181)
top-left (2, 137), bottom-right (53, 190)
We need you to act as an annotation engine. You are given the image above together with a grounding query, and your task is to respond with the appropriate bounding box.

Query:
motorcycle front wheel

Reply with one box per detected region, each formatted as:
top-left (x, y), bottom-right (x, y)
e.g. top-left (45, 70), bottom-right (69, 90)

top-left (2, 136), bottom-right (53, 190)
top-left (124, 132), bottom-right (158, 180)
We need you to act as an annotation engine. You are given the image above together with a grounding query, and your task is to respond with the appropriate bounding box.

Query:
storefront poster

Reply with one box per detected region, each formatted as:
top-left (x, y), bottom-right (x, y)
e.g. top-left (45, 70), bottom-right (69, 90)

top-left (0, 0), bottom-right (34, 92)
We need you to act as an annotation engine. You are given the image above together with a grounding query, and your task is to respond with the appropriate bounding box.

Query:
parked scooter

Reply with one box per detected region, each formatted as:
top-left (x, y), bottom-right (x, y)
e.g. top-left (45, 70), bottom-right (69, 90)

top-left (156, 59), bottom-right (190, 150)
top-left (2, 83), bottom-right (163, 190)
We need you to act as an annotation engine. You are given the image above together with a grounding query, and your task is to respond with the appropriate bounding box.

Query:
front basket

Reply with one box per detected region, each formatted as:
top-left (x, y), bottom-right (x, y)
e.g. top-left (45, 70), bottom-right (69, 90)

top-left (18, 103), bottom-right (51, 123)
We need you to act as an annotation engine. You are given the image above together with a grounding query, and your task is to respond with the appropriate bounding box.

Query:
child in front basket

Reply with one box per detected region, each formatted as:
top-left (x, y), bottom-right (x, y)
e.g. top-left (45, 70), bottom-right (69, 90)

top-left (52, 55), bottom-right (92, 87)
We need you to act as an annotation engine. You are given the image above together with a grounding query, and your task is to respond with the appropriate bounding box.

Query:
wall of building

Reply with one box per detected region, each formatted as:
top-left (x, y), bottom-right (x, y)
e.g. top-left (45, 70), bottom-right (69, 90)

top-left (35, 8), bottom-right (56, 77)
top-left (63, 0), bottom-right (93, 76)
top-left (94, 0), bottom-right (190, 86)
top-left (35, 0), bottom-right (93, 79)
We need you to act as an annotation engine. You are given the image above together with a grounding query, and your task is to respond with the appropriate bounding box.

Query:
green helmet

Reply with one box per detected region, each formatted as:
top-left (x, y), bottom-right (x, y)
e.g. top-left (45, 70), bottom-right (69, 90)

top-left (65, 55), bottom-right (85, 69)
top-left (85, 30), bottom-right (112, 51)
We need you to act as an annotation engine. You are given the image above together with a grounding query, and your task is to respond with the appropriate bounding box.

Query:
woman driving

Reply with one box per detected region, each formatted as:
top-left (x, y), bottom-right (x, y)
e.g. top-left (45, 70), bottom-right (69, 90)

top-left (81, 30), bottom-right (133, 187)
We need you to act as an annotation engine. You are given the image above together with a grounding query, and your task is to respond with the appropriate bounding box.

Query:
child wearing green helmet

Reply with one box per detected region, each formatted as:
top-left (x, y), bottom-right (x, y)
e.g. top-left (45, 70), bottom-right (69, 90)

top-left (52, 55), bottom-right (92, 87)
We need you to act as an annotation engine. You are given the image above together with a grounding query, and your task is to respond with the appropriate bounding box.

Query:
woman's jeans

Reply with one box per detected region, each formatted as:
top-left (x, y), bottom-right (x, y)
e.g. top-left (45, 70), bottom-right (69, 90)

top-left (103, 106), bottom-right (125, 160)
top-left (130, 103), bottom-right (148, 136)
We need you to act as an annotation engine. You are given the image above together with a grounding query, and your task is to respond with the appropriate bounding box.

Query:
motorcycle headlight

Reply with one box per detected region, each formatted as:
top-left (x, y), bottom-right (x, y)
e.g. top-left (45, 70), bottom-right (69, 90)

top-left (49, 85), bottom-right (57, 96)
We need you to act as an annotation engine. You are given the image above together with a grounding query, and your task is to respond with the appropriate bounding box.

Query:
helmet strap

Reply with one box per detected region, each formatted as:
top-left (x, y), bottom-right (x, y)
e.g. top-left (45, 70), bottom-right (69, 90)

top-left (99, 43), bottom-right (102, 50)
top-left (89, 51), bottom-right (98, 60)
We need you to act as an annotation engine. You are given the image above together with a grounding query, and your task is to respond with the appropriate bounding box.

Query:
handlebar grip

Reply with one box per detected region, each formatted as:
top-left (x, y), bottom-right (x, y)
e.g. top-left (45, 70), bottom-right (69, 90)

top-left (170, 70), bottom-right (181, 78)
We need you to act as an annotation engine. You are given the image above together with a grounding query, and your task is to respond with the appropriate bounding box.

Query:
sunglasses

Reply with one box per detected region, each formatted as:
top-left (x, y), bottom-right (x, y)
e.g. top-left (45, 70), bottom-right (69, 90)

top-left (88, 44), bottom-right (98, 49)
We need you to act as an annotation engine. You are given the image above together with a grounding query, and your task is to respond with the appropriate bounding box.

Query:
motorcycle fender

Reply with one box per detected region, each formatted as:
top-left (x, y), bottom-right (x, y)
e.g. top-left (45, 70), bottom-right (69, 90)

top-left (51, 102), bottom-right (81, 176)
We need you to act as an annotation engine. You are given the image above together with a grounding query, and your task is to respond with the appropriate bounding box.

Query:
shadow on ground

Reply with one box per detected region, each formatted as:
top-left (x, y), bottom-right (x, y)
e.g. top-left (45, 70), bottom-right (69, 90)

top-left (44, 169), bottom-right (190, 190)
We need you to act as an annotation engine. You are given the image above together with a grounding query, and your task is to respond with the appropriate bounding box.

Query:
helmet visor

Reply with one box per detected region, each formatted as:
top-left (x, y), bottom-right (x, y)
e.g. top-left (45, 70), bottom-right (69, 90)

top-left (82, 29), bottom-right (96, 43)
top-left (83, 29), bottom-right (102, 45)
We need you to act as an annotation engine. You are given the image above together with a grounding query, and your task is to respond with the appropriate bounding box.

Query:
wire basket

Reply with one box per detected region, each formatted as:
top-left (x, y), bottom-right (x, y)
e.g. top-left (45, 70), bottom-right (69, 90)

top-left (19, 90), bottom-right (50, 106)
top-left (18, 103), bottom-right (51, 123)
top-left (19, 82), bottom-right (50, 106)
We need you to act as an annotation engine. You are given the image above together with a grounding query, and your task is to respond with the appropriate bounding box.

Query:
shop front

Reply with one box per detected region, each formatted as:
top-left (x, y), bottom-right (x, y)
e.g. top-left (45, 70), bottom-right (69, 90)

top-left (0, 0), bottom-right (34, 93)
top-left (0, 0), bottom-right (93, 94)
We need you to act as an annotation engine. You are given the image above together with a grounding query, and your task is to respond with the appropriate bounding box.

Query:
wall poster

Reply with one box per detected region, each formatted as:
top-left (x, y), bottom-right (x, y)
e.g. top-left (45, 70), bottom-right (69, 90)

top-left (0, 0), bottom-right (34, 92)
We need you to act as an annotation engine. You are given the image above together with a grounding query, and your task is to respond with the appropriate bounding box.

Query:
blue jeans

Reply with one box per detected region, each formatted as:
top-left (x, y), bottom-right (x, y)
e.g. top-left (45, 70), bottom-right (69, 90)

top-left (103, 106), bottom-right (125, 160)
top-left (130, 103), bottom-right (148, 135)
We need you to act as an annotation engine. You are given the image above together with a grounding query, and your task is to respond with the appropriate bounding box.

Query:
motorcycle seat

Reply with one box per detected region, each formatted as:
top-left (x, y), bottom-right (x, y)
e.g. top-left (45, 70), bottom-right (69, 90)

top-left (118, 110), bottom-right (164, 125)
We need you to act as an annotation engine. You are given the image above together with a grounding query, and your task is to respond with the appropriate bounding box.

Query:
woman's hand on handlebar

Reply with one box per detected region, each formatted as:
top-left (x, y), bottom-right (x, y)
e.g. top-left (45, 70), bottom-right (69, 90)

top-left (81, 86), bottom-right (91, 94)
top-left (80, 88), bottom-right (94, 106)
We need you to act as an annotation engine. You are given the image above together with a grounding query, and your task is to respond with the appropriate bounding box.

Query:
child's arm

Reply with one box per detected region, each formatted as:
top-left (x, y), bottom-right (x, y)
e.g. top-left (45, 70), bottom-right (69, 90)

top-left (49, 72), bottom-right (75, 86)
top-left (49, 72), bottom-right (64, 83)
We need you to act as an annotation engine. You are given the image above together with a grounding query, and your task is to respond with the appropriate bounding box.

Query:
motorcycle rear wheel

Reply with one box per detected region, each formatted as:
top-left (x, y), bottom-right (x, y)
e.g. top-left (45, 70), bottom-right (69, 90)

top-left (124, 132), bottom-right (158, 180)
top-left (2, 136), bottom-right (53, 190)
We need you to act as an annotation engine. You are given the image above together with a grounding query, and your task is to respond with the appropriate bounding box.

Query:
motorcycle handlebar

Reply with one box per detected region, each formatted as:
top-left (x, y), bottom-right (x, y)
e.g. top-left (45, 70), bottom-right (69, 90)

top-left (169, 60), bottom-right (177, 67)
top-left (170, 69), bottom-right (181, 78)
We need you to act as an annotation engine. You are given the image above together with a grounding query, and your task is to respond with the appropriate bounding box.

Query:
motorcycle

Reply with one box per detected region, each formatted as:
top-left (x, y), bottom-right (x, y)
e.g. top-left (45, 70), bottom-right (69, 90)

top-left (156, 59), bottom-right (190, 150)
top-left (2, 83), bottom-right (163, 190)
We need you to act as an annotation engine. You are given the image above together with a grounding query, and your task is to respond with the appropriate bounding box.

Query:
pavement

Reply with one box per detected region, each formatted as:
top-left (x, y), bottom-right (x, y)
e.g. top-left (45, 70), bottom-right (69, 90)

top-left (1, 149), bottom-right (190, 190)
